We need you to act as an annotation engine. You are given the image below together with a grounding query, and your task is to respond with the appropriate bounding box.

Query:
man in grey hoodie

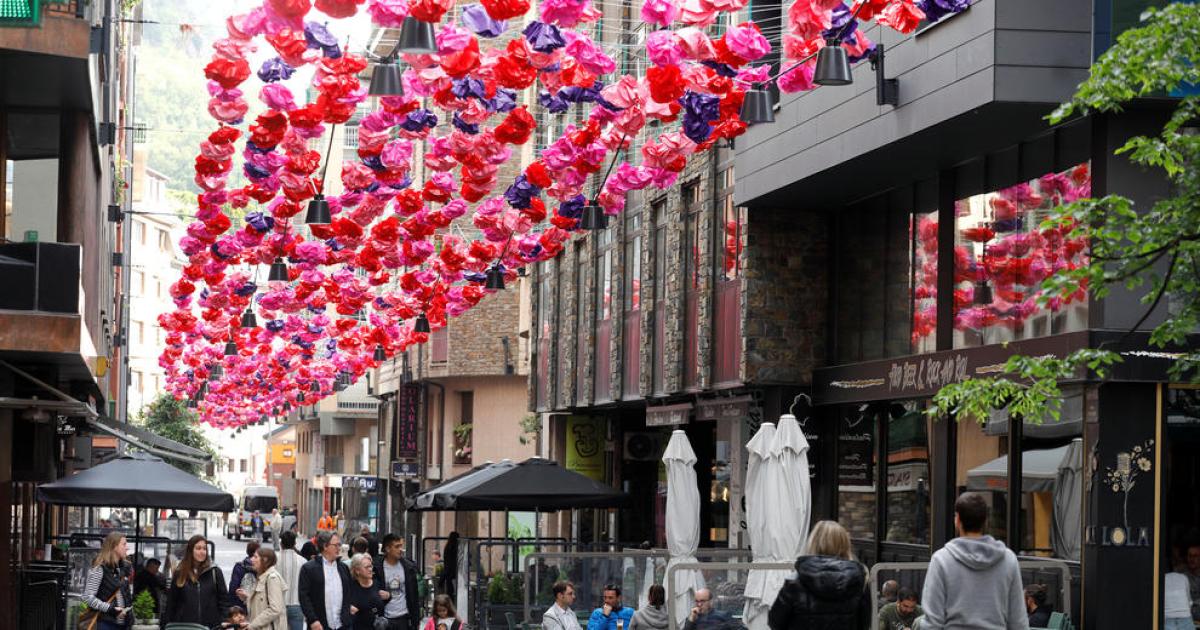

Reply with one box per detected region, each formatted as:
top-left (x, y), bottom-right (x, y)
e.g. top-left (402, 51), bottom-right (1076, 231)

top-left (921, 493), bottom-right (1029, 630)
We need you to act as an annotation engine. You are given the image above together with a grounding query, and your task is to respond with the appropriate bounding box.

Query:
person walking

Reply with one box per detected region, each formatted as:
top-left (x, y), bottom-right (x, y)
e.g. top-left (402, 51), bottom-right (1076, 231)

top-left (244, 547), bottom-right (288, 630)
top-left (271, 509), bottom-right (284, 545)
top-left (920, 493), bottom-right (1028, 630)
top-left (346, 553), bottom-right (387, 630)
top-left (373, 534), bottom-right (419, 630)
top-left (298, 532), bottom-right (352, 630)
top-left (278, 532), bottom-right (307, 630)
top-left (1165, 570), bottom-right (1195, 630)
top-left (251, 511), bottom-right (266, 544)
top-left (161, 534), bottom-right (231, 630)
top-left (421, 595), bottom-right (463, 630)
top-left (767, 520), bottom-right (871, 630)
top-left (231, 541), bottom-right (262, 608)
top-left (541, 581), bottom-right (582, 630)
top-left (629, 585), bottom-right (668, 630)
top-left (81, 532), bottom-right (134, 630)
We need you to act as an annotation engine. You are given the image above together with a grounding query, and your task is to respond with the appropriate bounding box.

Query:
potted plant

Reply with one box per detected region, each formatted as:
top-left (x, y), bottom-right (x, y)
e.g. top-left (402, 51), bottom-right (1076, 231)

top-left (453, 423), bottom-right (473, 463)
top-left (130, 590), bottom-right (158, 629)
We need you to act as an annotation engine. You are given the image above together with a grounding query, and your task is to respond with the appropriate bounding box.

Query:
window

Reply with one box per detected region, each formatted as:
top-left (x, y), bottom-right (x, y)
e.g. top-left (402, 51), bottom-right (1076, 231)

top-left (624, 210), bottom-right (642, 311)
top-left (132, 321), bottom-right (144, 346)
top-left (538, 261), bottom-right (553, 339)
top-left (884, 401), bottom-right (931, 545)
top-left (952, 160), bottom-right (1091, 349)
top-left (240, 459), bottom-right (248, 473)
top-left (596, 227), bottom-right (613, 321)
top-left (718, 169), bottom-right (743, 281)
top-left (158, 229), bottom-right (171, 252)
top-left (837, 405), bottom-right (877, 541)
top-left (227, 457), bottom-right (236, 472)
top-left (682, 181), bottom-right (700, 291)
top-left (652, 199), bottom-right (668, 395)
top-left (134, 221), bottom-right (146, 245)
top-left (132, 270), bottom-right (145, 294)
top-left (155, 279), bottom-right (164, 298)
top-left (131, 371), bottom-right (143, 392)
top-left (454, 391), bottom-right (474, 464)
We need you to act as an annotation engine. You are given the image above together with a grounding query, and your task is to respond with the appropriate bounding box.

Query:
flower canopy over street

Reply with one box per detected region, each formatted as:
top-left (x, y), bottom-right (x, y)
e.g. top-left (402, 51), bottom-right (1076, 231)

top-left (159, 0), bottom-right (965, 427)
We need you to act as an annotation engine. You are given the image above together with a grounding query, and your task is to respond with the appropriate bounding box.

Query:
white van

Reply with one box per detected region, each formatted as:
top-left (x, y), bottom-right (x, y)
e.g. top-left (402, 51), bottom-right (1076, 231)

top-left (233, 485), bottom-right (280, 541)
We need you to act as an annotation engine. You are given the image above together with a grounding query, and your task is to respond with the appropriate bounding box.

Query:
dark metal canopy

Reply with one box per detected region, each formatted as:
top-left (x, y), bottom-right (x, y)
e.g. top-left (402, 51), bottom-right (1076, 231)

top-left (37, 453), bottom-right (235, 511)
top-left (408, 457), bottom-right (628, 512)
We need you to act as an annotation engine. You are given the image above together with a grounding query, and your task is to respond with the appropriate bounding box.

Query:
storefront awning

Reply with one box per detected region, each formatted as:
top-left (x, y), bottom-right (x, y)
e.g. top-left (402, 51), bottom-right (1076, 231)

top-left (965, 443), bottom-right (1075, 493)
top-left (85, 416), bottom-right (212, 466)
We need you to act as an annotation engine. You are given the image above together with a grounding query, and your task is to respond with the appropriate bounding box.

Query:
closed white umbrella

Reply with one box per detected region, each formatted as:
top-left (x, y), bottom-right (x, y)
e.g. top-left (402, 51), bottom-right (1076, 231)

top-left (741, 422), bottom-right (777, 630)
top-left (760, 414), bottom-right (812, 610)
top-left (663, 429), bottom-right (705, 626)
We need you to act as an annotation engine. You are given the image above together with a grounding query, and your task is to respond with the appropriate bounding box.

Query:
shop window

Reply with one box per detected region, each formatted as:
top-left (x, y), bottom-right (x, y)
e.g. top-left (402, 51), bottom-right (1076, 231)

top-left (597, 227), bottom-right (613, 322)
top-left (837, 405), bottom-right (877, 541)
top-left (952, 161), bottom-right (1091, 349)
top-left (624, 211), bottom-right (642, 311)
top-left (719, 169), bottom-right (744, 282)
top-left (884, 401), bottom-right (931, 545)
top-left (454, 392), bottom-right (474, 465)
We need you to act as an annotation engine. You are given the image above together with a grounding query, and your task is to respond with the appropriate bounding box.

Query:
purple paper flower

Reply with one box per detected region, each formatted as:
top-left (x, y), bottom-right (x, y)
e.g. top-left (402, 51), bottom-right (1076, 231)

top-left (266, 319), bottom-right (286, 332)
top-left (305, 21), bottom-right (342, 58)
top-left (244, 162), bottom-right (272, 181)
top-left (538, 91), bottom-right (569, 114)
top-left (680, 90), bottom-right (719, 143)
top-left (504, 174), bottom-right (541, 209)
top-left (557, 195), bottom-right (586, 219)
top-left (245, 211), bottom-right (275, 232)
top-left (362, 155), bottom-right (385, 170)
top-left (700, 60), bottom-right (738, 78)
top-left (917, 0), bottom-right (969, 23)
top-left (235, 282), bottom-right (258, 297)
top-left (523, 21), bottom-right (565, 53)
top-left (463, 271), bottom-right (488, 283)
top-left (257, 57), bottom-right (296, 83)
top-left (557, 85), bottom-right (598, 104)
top-left (486, 88), bottom-right (518, 113)
top-left (461, 4), bottom-right (508, 37)
top-left (846, 33), bottom-right (875, 63)
top-left (452, 112), bottom-right (480, 134)
top-left (451, 77), bottom-right (489, 100)
top-left (400, 108), bottom-right (438, 132)
top-left (822, 2), bottom-right (857, 41)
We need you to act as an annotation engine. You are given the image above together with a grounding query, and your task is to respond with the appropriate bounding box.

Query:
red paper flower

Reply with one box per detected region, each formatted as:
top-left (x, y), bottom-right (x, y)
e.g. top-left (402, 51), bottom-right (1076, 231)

top-left (204, 58), bottom-right (251, 90)
top-left (440, 38), bottom-right (481, 78)
top-left (647, 65), bottom-right (685, 104)
top-left (481, 0), bottom-right (530, 20)
top-left (267, 29), bottom-right (309, 66)
top-left (268, 0), bottom-right (312, 18)
top-left (494, 106), bottom-right (536, 145)
top-left (525, 161), bottom-right (552, 188)
top-left (315, 0), bottom-right (363, 18)
top-left (960, 226), bottom-right (995, 243)
top-left (408, 0), bottom-right (454, 23)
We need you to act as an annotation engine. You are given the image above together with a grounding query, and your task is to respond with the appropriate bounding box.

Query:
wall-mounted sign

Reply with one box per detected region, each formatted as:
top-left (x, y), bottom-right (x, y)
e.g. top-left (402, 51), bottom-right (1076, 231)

top-left (344, 476), bottom-right (379, 492)
top-left (395, 383), bottom-right (421, 459)
top-left (646, 403), bottom-right (691, 427)
top-left (695, 397), bottom-right (752, 422)
top-left (391, 461), bottom-right (420, 480)
top-left (565, 415), bottom-right (605, 481)
top-left (837, 418), bottom-right (874, 486)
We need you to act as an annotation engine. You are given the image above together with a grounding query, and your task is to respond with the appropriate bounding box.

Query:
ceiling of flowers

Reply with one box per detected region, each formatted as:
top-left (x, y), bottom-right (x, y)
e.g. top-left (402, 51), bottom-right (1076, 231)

top-left (161, 0), bottom-right (964, 428)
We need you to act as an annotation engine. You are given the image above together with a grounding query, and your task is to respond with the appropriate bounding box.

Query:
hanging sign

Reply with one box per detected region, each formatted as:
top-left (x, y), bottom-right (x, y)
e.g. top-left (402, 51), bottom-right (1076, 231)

top-left (646, 403), bottom-right (691, 427)
top-left (395, 383), bottom-right (421, 459)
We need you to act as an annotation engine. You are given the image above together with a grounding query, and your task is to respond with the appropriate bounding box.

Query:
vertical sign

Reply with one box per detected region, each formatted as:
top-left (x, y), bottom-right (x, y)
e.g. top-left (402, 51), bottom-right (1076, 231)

top-left (312, 434), bottom-right (325, 477)
top-left (395, 383), bottom-right (421, 459)
top-left (565, 415), bottom-right (605, 481)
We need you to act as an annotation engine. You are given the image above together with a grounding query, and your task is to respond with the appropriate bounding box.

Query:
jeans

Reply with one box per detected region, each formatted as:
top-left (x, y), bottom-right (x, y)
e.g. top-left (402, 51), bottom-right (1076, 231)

top-left (1164, 618), bottom-right (1193, 630)
top-left (286, 604), bottom-right (305, 630)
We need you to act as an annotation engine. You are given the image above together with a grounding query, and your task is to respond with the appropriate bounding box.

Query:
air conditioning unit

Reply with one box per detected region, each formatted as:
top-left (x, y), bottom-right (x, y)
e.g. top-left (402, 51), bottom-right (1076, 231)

top-left (623, 432), bottom-right (663, 462)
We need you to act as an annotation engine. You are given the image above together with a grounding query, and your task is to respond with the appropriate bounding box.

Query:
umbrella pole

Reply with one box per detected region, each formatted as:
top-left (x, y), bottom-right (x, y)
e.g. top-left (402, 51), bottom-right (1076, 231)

top-left (135, 508), bottom-right (141, 561)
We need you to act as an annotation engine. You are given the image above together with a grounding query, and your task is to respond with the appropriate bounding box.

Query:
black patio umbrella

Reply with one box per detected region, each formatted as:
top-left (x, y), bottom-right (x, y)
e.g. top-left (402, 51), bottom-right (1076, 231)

top-left (407, 457), bottom-right (628, 512)
top-left (38, 452), bottom-right (235, 512)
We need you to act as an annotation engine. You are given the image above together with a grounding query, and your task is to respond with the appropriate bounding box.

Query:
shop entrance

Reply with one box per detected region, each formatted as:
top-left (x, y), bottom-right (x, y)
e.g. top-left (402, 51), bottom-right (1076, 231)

top-left (1164, 388), bottom-right (1200, 582)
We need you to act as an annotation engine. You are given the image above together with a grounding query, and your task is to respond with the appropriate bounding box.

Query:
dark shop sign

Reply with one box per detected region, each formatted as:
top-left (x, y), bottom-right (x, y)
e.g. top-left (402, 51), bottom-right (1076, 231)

top-left (695, 396), bottom-right (754, 422)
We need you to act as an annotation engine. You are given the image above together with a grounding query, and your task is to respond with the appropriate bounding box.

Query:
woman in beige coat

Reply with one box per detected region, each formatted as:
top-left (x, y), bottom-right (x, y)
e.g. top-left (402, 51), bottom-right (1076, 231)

top-left (239, 546), bottom-right (287, 630)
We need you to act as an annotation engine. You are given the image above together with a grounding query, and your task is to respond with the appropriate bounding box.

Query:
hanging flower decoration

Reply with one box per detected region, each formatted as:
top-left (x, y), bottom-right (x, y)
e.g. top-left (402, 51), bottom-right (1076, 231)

top-left (162, 0), bottom-right (966, 428)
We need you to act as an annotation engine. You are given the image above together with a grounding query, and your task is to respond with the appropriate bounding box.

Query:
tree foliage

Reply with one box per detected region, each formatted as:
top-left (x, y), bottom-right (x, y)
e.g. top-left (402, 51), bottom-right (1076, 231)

top-left (931, 4), bottom-right (1200, 422)
top-left (135, 393), bottom-right (217, 476)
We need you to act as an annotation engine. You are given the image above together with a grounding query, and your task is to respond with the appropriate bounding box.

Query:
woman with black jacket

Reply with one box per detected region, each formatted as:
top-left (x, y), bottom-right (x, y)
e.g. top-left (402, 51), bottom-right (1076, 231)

top-left (82, 532), bottom-right (134, 630)
top-left (768, 521), bottom-right (872, 630)
top-left (161, 535), bottom-right (231, 629)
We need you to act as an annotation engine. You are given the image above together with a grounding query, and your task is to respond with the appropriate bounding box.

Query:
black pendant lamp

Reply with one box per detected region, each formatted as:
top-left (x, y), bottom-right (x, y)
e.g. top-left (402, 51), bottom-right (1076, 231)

top-left (398, 16), bottom-right (437, 54)
top-left (974, 281), bottom-right (993, 306)
top-left (579, 203), bottom-right (608, 230)
top-left (310, 381), bottom-right (321, 393)
top-left (269, 257), bottom-right (289, 282)
top-left (297, 392), bottom-right (306, 403)
top-left (209, 364), bottom-right (224, 380)
top-left (414, 312), bottom-right (431, 333)
top-left (305, 194), bottom-right (332, 225)
top-left (187, 399), bottom-right (197, 408)
top-left (240, 309), bottom-right (257, 328)
top-left (373, 344), bottom-right (387, 361)
top-left (814, 39), bottom-right (853, 86)
top-left (368, 56), bottom-right (405, 96)
top-left (485, 264), bottom-right (506, 290)
top-left (224, 341), bottom-right (238, 356)
top-left (740, 88), bottom-right (775, 124)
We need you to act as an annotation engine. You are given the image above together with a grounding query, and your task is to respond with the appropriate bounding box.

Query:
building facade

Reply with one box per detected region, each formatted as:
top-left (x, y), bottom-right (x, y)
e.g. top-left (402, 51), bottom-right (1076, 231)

top-left (730, 0), bottom-right (1197, 627)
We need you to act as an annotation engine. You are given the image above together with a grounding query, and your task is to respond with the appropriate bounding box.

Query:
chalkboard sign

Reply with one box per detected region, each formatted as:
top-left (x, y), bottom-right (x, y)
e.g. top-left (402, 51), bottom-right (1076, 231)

top-left (395, 383), bottom-right (421, 458)
top-left (838, 414), bottom-right (874, 486)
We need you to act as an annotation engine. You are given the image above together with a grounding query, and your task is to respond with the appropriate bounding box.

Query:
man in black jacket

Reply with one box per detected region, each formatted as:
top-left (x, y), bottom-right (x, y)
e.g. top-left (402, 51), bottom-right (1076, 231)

top-left (373, 534), bottom-right (420, 630)
top-left (299, 531), bottom-right (352, 630)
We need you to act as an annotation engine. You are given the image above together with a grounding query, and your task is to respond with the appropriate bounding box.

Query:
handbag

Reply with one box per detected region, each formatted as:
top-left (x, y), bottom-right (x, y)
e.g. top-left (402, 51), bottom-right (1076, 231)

top-left (77, 591), bottom-right (121, 630)
top-left (373, 616), bottom-right (392, 630)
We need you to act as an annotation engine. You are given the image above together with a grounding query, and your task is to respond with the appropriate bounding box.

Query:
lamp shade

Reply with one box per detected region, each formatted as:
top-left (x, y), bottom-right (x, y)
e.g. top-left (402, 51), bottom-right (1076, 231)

top-left (297, 392), bottom-right (306, 403)
top-left (268, 257), bottom-right (289, 282)
top-left (224, 341), bottom-right (238, 356)
top-left (310, 381), bottom-right (321, 392)
top-left (974, 281), bottom-right (993, 305)
top-left (240, 309), bottom-right (257, 329)
top-left (739, 88), bottom-right (775, 124)
top-left (187, 399), bottom-right (197, 408)
top-left (485, 264), bottom-right (506, 290)
top-left (398, 16), bottom-right (438, 54)
top-left (209, 364), bottom-right (223, 380)
top-left (579, 203), bottom-right (608, 230)
top-left (368, 61), bottom-right (404, 96)
top-left (305, 194), bottom-right (332, 225)
top-left (374, 344), bottom-right (387, 361)
top-left (414, 312), bottom-right (431, 333)
top-left (814, 41), bottom-right (853, 86)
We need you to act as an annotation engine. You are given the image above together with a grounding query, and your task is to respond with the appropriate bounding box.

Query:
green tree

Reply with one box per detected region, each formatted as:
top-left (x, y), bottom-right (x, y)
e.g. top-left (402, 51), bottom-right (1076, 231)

top-left (135, 393), bottom-right (217, 477)
top-left (930, 3), bottom-right (1200, 422)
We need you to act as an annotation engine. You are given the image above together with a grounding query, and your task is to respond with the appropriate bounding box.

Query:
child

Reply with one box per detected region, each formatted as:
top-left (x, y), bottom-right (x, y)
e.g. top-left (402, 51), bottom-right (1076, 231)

top-left (220, 605), bottom-right (248, 629)
top-left (423, 594), bottom-right (464, 630)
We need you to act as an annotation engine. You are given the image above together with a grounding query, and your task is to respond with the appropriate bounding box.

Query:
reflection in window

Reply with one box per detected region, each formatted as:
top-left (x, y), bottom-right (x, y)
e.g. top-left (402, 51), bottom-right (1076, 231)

top-left (953, 163), bottom-right (1091, 348)
top-left (719, 169), bottom-right (743, 281)
top-left (838, 405), bottom-right (876, 541)
top-left (710, 438), bottom-right (730, 544)
top-left (912, 210), bottom-right (938, 353)
top-left (884, 401), bottom-right (930, 545)
top-left (624, 211), bottom-right (642, 311)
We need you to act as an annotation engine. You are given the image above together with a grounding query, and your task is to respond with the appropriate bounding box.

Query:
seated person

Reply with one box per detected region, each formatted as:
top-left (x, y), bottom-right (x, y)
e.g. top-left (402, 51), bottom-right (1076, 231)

top-left (682, 588), bottom-right (736, 630)
top-left (1025, 584), bottom-right (1052, 628)
top-left (878, 580), bottom-right (899, 610)
top-left (587, 585), bottom-right (635, 630)
top-left (878, 587), bottom-right (923, 630)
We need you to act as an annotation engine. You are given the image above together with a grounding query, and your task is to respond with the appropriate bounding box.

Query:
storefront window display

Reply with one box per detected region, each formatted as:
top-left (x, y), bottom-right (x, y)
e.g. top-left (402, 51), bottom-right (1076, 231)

top-left (884, 402), bottom-right (931, 545)
top-left (953, 162), bottom-right (1091, 348)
